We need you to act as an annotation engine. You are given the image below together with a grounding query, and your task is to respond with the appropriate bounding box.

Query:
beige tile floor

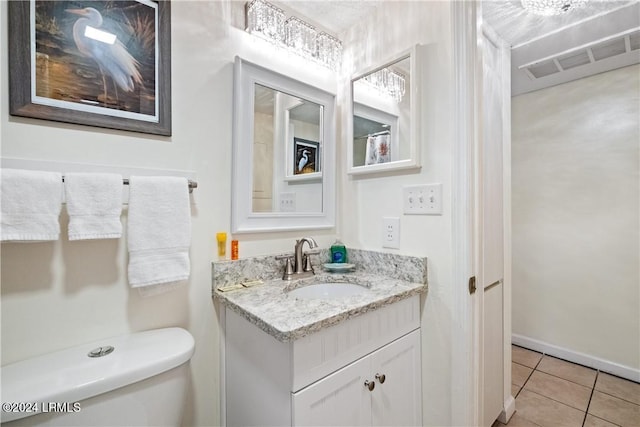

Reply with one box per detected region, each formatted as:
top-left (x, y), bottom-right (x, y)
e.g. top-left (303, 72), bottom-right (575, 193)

top-left (493, 345), bottom-right (640, 427)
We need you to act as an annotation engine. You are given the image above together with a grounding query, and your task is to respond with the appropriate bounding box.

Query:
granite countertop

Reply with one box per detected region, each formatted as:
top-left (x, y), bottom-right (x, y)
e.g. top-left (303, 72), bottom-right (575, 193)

top-left (213, 270), bottom-right (426, 342)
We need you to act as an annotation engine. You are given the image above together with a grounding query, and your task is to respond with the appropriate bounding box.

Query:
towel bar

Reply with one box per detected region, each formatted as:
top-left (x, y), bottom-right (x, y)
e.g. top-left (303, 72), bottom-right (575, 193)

top-left (61, 176), bottom-right (198, 193)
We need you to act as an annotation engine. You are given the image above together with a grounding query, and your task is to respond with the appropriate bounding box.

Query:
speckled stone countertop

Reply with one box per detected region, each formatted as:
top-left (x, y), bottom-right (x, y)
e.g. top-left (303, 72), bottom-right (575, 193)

top-left (212, 249), bottom-right (427, 342)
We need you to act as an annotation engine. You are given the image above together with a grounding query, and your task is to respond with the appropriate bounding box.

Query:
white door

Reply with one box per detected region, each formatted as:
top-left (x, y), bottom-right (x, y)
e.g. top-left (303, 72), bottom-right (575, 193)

top-left (370, 331), bottom-right (422, 427)
top-left (292, 357), bottom-right (372, 427)
top-left (480, 23), bottom-right (511, 427)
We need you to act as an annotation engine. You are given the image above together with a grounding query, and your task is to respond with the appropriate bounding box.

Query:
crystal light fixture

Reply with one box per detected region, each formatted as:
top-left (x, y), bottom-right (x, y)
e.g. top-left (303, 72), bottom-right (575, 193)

top-left (244, 0), bottom-right (342, 71)
top-left (317, 32), bottom-right (343, 71)
top-left (285, 17), bottom-right (317, 60)
top-left (246, 0), bottom-right (285, 44)
top-left (521, 0), bottom-right (588, 16)
top-left (363, 68), bottom-right (406, 103)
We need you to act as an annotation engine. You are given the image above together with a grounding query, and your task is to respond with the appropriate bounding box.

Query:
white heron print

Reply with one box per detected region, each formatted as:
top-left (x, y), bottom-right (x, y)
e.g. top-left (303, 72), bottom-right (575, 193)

top-left (294, 138), bottom-right (319, 175)
top-left (34, 0), bottom-right (156, 114)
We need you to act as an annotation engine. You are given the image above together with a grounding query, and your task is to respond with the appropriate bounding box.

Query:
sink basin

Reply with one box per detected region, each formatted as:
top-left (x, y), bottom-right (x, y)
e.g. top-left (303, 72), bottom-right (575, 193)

top-left (288, 282), bottom-right (369, 300)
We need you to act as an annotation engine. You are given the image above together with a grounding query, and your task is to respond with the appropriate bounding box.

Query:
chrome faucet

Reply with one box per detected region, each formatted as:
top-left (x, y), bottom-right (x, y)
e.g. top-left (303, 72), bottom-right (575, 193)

top-left (277, 237), bottom-right (319, 280)
top-left (294, 237), bottom-right (318, 274)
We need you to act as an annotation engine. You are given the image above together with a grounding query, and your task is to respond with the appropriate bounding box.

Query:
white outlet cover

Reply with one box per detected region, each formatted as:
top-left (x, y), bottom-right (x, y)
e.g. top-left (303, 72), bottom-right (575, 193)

top-left (382, 217), bottom-right (400, 249)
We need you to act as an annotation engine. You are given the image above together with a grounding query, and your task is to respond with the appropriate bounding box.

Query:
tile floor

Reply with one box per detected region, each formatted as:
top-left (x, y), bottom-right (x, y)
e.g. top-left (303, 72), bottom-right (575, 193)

top-left (493, 345), bottom-right (640, 427)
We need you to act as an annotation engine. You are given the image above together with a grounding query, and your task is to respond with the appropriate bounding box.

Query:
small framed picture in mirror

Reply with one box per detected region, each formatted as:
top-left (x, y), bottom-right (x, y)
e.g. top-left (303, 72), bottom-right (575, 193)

top-left (293, 138), bottom-right (320, 175)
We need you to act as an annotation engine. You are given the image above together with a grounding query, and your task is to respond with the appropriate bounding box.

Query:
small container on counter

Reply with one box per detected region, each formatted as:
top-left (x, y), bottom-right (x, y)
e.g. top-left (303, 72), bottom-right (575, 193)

top-left (330, 238), bottom-right (347, 263)
top-left (216, 232), bottom-right (227, 259)
top-left (231, 240), bottom-right (239, 260)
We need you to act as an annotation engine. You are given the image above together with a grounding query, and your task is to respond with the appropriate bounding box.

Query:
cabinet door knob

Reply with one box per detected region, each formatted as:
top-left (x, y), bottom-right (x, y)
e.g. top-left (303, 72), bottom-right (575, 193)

top-left (375, 373), bottom-right (386, 384)
top-left (364, 380), bottom-right (375, 391)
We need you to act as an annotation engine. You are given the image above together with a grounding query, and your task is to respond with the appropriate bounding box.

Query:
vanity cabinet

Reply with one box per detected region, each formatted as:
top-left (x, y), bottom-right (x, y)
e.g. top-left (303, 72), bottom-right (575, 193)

top-left (224, 295), bottom-right (422, 427)
top-left (292, 330), bottom-right (421, 426)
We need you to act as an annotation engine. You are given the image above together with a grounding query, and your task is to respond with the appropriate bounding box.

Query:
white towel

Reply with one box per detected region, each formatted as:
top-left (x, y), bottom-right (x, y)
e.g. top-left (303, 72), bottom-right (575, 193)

top-left (127, 176), bottom-right (191, 294)
top-left (365, 134), bottom-right (391, 165)
top-left (64, 173), bottom-right (123, 240)
top-left (1, 169), bottom-right (63, 241)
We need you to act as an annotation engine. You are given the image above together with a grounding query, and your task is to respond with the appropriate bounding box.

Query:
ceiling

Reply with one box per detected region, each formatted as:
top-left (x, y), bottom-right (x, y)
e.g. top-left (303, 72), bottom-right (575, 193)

top-left (482, 0), bottom-right (637, 47)
top-left (484, 0), bottom-right (640, 95)
top-left (275, 1), bottom-right (382, 36)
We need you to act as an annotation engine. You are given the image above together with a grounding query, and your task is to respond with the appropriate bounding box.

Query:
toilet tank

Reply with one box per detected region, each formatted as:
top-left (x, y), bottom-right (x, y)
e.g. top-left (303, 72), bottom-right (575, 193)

top-left (1, 327), bottom-right (195, 426)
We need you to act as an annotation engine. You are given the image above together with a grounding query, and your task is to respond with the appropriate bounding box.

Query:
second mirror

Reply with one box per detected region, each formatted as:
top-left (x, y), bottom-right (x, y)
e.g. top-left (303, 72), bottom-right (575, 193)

top-left (349, 45), bottom-right (423, 175)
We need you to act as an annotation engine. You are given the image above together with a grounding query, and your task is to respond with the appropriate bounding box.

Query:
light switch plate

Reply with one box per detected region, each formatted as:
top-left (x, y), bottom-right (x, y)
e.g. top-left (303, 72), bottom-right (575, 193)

top-left (403, 184), bottom-right (442, 215)
top-left (280, 192), bottom-right (296, 212)
top-left (383, 217), bottom-right (400, 249)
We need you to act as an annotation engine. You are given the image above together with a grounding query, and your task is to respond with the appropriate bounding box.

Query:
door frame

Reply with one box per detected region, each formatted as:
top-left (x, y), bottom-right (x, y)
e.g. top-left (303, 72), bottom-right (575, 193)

top-left (451, 2), bottom-right (514, 425)
top-left (451, 1), bottom-right (481, 425)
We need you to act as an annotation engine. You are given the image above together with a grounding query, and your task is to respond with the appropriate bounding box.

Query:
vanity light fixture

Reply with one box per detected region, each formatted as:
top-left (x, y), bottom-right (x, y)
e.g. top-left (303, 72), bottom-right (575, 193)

top-left (317, 32), bottom-right (343, 71)
top-left (246, 0), bottom-right (285, 44)
top-left (245, 0), bottom-right (343, 71)
top-left (285, 17), bottom-right (317, 60)
top-left (363, 68), bottom-right (406, 103)
top-left (521, 0), bottom-right (588, 16)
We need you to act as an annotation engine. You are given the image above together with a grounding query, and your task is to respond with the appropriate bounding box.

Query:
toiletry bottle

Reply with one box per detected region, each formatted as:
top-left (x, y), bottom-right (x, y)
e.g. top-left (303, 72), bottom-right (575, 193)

top-left (330, 238), bottom-right (347, 263)
top-left (231, 240), bottom-right (239, 260)
top-left (216, 232), bottom-right (227, 259)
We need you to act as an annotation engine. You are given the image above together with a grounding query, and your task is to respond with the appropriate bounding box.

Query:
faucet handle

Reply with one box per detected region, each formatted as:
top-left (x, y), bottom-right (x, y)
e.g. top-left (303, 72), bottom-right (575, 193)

top-left (302, 254), bottom-right (315, 273)
top-left (276, 254), bottom-right (295, 280)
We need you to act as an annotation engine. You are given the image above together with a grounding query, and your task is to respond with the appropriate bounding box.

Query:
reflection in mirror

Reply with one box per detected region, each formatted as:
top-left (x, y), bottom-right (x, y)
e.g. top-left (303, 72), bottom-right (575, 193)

top-left (352, 55), bottom-right (410, 167)
top-left (252, 84), bottom-right (323, 213)
top-left (349, 46), bottom-right (422, 175)
top-left (232, 56), bottom-right (336, 233)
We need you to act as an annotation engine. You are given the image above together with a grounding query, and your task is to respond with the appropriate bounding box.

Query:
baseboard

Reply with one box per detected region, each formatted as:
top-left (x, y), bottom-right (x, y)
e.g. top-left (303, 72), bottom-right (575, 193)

top-left (512, 334), bottom-right (640, 383)
top-left (498, 395), bottom-right (515, 424)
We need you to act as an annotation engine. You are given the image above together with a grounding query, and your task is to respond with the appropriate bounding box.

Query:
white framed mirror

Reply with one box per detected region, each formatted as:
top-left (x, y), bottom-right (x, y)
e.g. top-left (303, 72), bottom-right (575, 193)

top-left (232, 56), bottom-right (336, 233)
top-left (348, 45), bottom-right (423, 175)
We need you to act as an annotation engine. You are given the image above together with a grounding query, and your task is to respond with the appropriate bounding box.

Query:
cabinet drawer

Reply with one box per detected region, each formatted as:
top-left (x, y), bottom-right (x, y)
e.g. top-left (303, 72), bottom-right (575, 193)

top-left (292, 295), bottom-right (420, 391)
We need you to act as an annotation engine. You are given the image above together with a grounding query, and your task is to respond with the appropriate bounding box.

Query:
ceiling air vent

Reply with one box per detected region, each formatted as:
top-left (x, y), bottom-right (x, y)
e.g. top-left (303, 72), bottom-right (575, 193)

top-left (528, 60), bottom-right (560, 78)
top-left (591, 38), bottom-right (627, 61)
top-left (557, 50), bottom-right (591, 70)
top-left (629, 31), bottom-right (640, 51)
top-left (521, 29), bottom-right (640, 80)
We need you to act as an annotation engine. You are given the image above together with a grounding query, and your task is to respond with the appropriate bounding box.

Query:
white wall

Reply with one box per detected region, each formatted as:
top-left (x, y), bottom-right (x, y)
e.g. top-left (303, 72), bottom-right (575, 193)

top-left (1, 2), bottom-right (241, 425)
top-left (512, 65), bottom-right (640, 373)
top-left (341, 2), bottom-right (456, 425)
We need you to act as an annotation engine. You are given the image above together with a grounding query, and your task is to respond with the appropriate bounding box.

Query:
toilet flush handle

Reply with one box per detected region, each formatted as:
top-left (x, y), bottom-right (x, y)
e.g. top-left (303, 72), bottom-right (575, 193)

top-left (87, 346), bottom-right (115, 358)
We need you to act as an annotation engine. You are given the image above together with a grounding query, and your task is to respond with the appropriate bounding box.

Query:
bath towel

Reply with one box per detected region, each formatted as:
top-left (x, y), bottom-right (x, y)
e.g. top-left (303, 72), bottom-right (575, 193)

top-left (127, 176), bottom-right (191, 295)
top-left (1, 169), bottom-right (63, 241)
top-left (365, 134), bottom-right (391, 165)
top-left (64, 173), bottom-right (123, 240)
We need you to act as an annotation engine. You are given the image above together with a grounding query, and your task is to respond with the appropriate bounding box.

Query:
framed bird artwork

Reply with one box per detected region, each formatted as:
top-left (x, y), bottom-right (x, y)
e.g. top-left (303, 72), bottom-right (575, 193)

top-left (293, 138), bottom-right (320, 175)
top-left (8, 0), bottom-right (172, 136)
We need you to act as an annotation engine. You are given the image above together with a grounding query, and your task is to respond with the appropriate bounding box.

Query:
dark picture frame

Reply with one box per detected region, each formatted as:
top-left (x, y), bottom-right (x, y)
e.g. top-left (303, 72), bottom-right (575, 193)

top-left (8, 0), bottom-right (172, 136)
top-left (293, 137), bottom-right (320, 175)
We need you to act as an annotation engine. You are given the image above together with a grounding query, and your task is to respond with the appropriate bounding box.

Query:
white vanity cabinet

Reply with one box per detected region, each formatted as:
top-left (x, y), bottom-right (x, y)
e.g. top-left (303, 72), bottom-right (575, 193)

top-left (292, 330), bottom-right (421, 426)
top-left (224, 295), bottom-right (422, 427)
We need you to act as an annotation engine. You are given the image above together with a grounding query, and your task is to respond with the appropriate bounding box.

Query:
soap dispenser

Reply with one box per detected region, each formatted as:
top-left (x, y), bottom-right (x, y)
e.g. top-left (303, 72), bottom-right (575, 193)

top-left (330, 237), bottom-right (347, 263)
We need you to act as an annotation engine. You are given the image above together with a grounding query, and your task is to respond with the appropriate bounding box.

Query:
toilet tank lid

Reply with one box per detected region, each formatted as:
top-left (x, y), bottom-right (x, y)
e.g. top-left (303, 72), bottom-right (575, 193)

top-left (1, 327), bottom-right (194, 423)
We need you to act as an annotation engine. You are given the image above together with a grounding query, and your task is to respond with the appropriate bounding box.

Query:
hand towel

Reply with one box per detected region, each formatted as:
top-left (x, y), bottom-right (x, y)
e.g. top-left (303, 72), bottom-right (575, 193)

top-left (1, 169), bottom-right (62, 241)
top-left (127, 176), bottom-right (191, 294)
top-left (64, 173), bottom-right (123, 240)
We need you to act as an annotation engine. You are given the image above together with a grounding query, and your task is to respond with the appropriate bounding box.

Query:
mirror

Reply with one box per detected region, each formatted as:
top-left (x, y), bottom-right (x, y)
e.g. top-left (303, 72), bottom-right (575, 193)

top-left (348, 45), bottom-right (422, 175)
top-left (232, 57), bottom-right (336, 233)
